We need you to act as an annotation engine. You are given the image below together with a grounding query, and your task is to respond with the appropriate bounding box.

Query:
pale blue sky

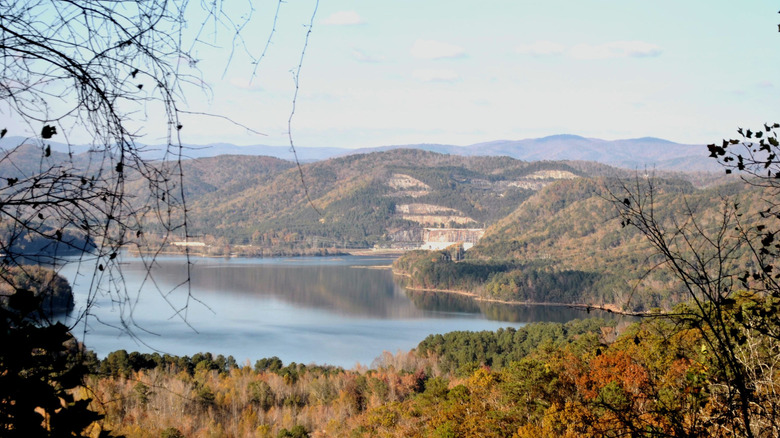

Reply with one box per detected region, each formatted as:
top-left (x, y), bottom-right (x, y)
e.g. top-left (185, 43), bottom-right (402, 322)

top-left (10, 1), bottom-right (780, 149)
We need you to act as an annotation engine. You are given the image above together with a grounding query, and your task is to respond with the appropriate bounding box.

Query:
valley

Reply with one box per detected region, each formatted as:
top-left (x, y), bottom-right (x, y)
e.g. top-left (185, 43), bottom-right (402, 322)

top-left (140, 145), bottom-right (756, 315)
top-left (4, 2), bottom-right (777, 436)
top-left (0, 138), bottom-right (747, 316)
top-left (3, 135), bottom-right (776, 438)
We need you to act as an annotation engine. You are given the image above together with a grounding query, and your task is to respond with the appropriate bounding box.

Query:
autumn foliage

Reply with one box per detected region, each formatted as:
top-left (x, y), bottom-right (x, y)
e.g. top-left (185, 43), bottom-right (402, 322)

top-left (70, 304), bottom-right (780, 438)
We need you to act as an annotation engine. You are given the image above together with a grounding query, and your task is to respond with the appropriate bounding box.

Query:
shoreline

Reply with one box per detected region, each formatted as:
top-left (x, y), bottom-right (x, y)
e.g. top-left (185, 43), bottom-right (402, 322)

top-left (126, 249), bottom-right (647, 317)
top-left (128, 248), bottom-right (352, 259)
top-left (398, 283), bottom-right (649, 317)
top-left (128, 247), bottom-right (405, 259)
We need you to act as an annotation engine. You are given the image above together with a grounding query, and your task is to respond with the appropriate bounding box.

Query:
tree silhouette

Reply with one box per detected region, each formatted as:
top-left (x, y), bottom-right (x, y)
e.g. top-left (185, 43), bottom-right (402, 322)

top-left (611, 125), bottom-right (780, 436)
top-left (607, 11), bottom-right (780, 435)
top-left (0, 0), bottom-right (318, 434)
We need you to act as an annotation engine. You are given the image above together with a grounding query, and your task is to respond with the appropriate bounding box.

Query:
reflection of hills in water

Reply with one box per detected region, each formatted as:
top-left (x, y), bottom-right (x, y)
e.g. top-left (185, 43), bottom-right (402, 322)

top-left (142, 259), bottom-right (428, 319)
top-left (403, 290), bottom-right (627, 323)
top-left (127, 257), bottom-right (628, 323)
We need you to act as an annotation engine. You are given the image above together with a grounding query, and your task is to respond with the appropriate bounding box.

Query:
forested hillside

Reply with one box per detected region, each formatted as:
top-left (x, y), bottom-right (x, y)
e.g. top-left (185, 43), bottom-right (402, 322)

top-left (173, 149), bottom-right (730, 256)
top-left (178, 149), bottom-right (594, 252)
top-left (0, 143), bottom-right (728, 257)
top-left (394, 177), bottom-right (766, 312)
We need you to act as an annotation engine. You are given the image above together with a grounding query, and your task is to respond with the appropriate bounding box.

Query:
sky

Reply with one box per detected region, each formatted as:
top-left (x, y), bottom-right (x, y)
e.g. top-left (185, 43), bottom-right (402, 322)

top-left (8, 1), bottom-right (780, 150)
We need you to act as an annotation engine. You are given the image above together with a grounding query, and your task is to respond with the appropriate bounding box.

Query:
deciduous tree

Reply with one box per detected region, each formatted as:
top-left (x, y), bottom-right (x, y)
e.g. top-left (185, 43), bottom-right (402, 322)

top-left (611, 123), bottom-right (780, 436)
top-left (0, 0), bottom-right (319, 434)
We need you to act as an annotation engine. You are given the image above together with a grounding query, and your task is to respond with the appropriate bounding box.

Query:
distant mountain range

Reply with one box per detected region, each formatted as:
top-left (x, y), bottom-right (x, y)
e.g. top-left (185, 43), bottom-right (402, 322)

top-left (0, 134), bottom-right (718, 171)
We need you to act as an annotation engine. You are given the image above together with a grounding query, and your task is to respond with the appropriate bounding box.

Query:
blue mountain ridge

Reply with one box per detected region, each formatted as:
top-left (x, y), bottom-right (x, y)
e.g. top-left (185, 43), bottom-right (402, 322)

top-left (0, 134), bottom-right (717, 171)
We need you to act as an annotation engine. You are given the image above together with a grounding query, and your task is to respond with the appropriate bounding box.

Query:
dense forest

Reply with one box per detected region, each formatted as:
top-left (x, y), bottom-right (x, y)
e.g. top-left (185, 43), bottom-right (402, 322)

top-left (76, 318), bottom-right (612, 436)
top-left (74, 302), bottom-right (768, 437)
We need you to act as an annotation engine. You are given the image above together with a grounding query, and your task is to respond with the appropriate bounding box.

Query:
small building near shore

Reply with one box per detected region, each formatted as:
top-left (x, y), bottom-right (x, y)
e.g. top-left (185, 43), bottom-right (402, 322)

top-left (171, 241), bottom-right (207, 247)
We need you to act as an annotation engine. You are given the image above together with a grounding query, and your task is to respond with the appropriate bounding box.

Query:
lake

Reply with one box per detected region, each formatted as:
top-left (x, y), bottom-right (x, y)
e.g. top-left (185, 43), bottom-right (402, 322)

top-left (58, 255), bottom-right (619, 368)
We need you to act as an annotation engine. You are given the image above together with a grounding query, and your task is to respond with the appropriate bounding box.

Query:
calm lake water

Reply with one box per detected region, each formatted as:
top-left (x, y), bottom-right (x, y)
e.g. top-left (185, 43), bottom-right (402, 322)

top-left (58, 255), bottom-right (618, 368)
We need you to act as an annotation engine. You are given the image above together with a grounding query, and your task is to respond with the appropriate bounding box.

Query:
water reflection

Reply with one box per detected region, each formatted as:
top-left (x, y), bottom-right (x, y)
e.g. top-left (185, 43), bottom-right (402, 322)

top-left (132, 256), bottom-right (620, 323)
top-left (403, 289), bottom-right (621, 323)
top-left (140, 257), bottom-right (425, 319)
top-left (61, 255), bottom-right (628, 367)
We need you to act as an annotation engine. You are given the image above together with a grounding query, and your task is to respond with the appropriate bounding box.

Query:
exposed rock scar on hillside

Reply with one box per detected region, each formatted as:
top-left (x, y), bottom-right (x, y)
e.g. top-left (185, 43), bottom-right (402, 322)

top-left (395, 203), bottom-right (476, 226)
top-left (387, 173), bottom-right (430, 198)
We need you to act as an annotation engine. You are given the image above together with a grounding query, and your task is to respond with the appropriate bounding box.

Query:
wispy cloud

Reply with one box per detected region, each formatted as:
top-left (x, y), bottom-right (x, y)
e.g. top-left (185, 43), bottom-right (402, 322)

top-left (321, 10), bottom-right (364, 26)
top-left (515, 41), bottom-right (565, 56)
top-left (570, 41), bottom-right (662, 59)
top-left (413, 69), bottom-right (460, 82)
top-left (515, 40), bottom-right (662, 60)
top-left (410, 39), bottom-right (465, 60)
top-left (351, 48), bottom-right (383, 63)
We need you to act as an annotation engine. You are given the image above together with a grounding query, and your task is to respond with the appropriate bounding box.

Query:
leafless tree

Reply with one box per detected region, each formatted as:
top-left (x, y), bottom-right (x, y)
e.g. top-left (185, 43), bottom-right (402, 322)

top-left (0, 0), bottom-right (320, 331)
top-left (609, 124), bottom-right (780, 437)
top-left (0, 0), bottom-right (320, 434)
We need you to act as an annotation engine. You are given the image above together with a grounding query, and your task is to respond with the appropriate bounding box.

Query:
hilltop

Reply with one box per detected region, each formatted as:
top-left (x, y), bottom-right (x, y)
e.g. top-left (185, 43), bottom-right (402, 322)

top-left (178, 149), bottom-right (600, 253)
top-left (0, 134), bottom-right (716, 171)
top-left (0, 141), bottom-right (730, 261)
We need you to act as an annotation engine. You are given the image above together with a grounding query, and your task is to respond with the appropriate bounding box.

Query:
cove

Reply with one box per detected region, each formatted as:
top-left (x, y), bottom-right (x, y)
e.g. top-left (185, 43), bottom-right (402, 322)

top-left (58, 255), bottom-right (621, 368)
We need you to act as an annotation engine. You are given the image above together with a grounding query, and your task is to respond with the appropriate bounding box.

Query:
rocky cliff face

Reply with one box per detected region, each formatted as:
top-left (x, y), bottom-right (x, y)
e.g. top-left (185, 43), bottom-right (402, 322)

top-left (387, 174), bottom-right (430, 198)
top-left (525, 170), bottom-right (578, 180)
top-left (378, 166), bottom-right (580, 250)
top-left (395, 203), bottom-right (476, 226)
